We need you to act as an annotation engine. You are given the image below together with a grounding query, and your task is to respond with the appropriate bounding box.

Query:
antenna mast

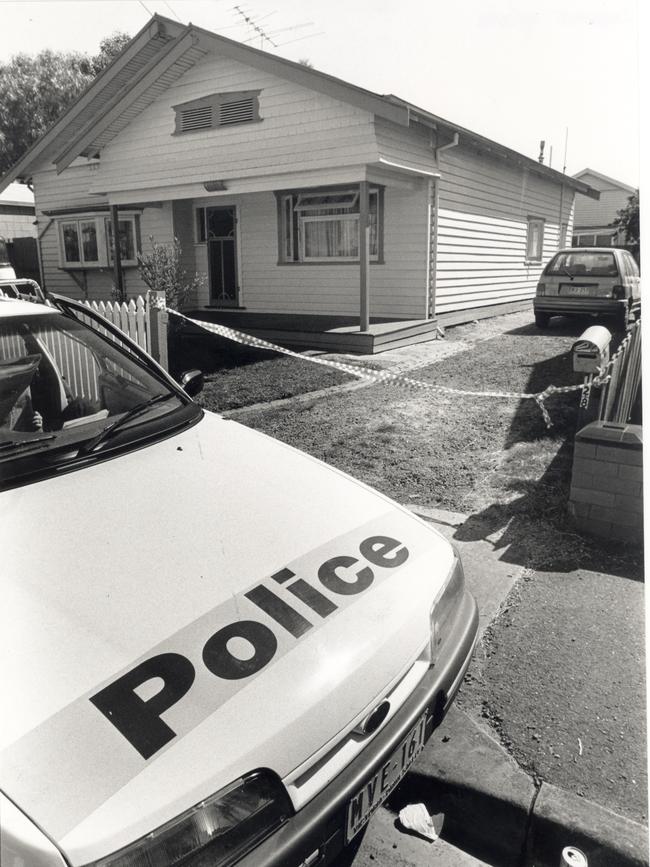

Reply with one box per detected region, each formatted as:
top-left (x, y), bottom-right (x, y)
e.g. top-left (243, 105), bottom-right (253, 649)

top-left (233, 6), bottom-right (278, 49)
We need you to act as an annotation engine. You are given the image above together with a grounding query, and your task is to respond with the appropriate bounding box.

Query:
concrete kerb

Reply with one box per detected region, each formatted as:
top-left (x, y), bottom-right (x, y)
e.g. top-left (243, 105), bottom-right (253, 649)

top-left (401, 505), bottom-right (649, 867)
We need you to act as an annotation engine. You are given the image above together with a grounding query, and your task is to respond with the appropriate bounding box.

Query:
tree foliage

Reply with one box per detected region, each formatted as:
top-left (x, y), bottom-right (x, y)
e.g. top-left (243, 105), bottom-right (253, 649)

top-left (613, 190), bottom-right (640, 245)
top-left (0, 32), bottom-right (131, 175)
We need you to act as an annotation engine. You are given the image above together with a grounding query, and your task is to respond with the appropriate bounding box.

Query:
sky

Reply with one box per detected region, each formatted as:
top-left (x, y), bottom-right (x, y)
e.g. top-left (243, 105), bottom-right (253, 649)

top-left (0, 0), bottom-right (642, 187)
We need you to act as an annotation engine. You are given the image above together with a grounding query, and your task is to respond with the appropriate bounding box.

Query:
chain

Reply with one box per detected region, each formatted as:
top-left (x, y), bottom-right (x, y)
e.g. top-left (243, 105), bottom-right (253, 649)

top-left (168, 310), bottom-right (639, 428)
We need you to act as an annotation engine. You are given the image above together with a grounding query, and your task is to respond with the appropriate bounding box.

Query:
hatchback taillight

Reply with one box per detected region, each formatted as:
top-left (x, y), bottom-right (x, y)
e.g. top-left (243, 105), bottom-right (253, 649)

top-left (612, 285), bottom-right (626, 299)
top-left (537, 282), bottom-right (546, 296)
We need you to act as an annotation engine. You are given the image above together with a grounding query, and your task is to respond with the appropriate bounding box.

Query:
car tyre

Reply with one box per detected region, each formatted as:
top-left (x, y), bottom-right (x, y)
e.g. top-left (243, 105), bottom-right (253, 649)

top-left (535, 312), bottom-right (550, 328)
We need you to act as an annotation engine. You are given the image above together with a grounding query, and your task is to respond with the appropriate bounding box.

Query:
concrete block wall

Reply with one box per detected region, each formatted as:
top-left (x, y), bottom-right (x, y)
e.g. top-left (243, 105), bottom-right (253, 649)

top-left (568, 421), bottom-right (643, 543)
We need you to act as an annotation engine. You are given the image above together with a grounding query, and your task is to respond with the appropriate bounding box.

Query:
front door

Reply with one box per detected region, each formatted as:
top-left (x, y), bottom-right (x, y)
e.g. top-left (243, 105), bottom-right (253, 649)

top-left (207, 207), bottom-right (238, 306)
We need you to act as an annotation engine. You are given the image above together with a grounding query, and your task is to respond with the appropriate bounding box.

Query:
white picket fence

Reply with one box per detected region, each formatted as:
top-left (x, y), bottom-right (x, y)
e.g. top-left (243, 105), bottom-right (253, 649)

top-left (83, 297), bottom-right (150, 353)
top-left (80, 291), bottom-right (169, 369)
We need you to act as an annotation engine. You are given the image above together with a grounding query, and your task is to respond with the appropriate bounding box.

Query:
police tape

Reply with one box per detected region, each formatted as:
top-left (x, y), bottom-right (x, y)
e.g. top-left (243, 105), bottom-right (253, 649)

top-left (168, 309), bottom-right (640, 428)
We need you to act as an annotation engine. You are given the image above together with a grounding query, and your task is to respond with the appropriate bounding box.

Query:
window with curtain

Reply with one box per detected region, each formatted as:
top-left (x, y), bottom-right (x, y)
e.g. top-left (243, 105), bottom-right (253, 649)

top-left (56, 213), bottom-right (139, 269)
top-left (526, 217), bottom-right (545, 262)
top-left (277, 187), bottom-right (383, 263)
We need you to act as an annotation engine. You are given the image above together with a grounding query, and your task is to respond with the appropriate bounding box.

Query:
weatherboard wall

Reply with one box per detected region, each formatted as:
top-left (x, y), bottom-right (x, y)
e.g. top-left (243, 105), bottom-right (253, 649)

top-left (87, 54), bottom-right (380, 195)
top-left (182, 182), bottom-right (429, 319)
top-left (572, 171), bottom-right (632, 230)
top-left (33, 163), bottom-right (173, 300)
top-left (434, 143), bottom-right (575, 314)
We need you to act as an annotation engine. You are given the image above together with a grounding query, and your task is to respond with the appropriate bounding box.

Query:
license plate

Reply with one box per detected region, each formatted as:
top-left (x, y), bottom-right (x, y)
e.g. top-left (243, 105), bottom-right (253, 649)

top-left (560, 284), bottom-right (595, 296)
top-left (345, 712), bottom-right (427, 842)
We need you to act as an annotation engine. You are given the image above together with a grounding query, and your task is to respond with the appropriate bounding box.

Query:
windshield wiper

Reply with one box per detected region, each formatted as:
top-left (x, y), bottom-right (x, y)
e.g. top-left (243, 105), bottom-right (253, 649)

top-left (78, 393), bottom-right (176, 455)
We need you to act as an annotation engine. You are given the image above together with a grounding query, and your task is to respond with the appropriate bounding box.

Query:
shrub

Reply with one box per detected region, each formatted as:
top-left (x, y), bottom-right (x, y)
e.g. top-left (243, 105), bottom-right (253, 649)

top-left (137, 236), bottom-right (204, 311)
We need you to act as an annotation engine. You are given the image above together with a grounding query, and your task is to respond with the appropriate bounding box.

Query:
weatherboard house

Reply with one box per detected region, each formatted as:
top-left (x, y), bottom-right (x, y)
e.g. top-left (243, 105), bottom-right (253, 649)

top-left (571, 168), bottom-right (635, 248)
top-left (0, 15), bottom-right (598, 352)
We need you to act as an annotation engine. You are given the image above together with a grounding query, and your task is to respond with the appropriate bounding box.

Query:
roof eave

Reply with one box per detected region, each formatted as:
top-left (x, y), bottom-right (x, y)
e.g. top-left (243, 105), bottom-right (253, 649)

top-left (387, 97), bottom-right (600, 199)
top-left (0, 15), bottom-right (184, 193)
top-left (573, 168), bottom-right (636, 194)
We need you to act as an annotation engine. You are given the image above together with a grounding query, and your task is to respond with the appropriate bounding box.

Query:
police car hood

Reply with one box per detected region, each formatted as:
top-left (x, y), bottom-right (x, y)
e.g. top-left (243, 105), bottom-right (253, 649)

top-left (1, 411), bottom-right (453, 865)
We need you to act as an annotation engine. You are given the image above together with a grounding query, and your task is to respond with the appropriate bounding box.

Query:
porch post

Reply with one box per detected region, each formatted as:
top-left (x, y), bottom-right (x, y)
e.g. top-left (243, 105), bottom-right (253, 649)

top-left (110, 204), bottom-right (125, 302)
top-left (428, 177), bottom-right (439, 320)
top-left (359, 180), bottom-right (370, 331)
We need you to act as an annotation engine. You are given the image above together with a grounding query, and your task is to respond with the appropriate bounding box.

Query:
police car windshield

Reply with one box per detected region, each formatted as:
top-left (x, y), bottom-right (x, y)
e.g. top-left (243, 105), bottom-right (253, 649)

top-left (0, 309), bottom-right (193, 479)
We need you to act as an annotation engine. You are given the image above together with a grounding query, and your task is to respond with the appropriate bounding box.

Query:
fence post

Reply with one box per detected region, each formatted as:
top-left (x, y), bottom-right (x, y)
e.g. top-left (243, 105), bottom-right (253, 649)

top-left (146, 290), bottom-right (169, 371)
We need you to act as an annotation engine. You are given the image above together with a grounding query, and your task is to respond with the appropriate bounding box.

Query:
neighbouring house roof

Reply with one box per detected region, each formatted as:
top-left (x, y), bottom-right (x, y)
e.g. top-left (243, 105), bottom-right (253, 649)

top-left (0, 181), bottom-right (35, 210)
top-left (572, 168), bottom-right (636, 194)
top-left (0, 14), bottom-right (599, 200)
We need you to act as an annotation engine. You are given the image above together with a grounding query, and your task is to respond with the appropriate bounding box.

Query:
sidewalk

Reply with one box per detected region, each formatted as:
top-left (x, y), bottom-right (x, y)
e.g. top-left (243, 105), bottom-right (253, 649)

top-left (392, 505), bottom-right (648, 867)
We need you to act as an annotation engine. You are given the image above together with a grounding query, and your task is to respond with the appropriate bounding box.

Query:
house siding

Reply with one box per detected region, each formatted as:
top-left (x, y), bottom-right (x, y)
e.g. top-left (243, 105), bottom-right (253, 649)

top-left (374, 117), bottom-right (436, 174)
top-left (182, 182), bottom-right (429, 319)
top-left (0, 210), bottom-right (36, 239)
top-left (435, 144), bottom-right (575, 313)
top-left (33, 164), bottom-right (173, 300)
top-left (89, 54), bottom-right (379, 195)
top-left (573, 172), bottom-right (633, 230)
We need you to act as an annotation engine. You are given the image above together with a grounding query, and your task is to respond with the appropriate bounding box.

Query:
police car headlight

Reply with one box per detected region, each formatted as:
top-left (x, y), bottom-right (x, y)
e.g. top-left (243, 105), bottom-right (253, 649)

top-left (429, 553), bottom-right (465, 663)
top-left (91, 770), bottom-right (293, 867)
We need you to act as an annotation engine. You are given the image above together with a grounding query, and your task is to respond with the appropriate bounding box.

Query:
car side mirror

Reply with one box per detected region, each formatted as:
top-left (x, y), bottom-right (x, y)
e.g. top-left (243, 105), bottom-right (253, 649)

top-left (180, 369), bottom-right (204, 397)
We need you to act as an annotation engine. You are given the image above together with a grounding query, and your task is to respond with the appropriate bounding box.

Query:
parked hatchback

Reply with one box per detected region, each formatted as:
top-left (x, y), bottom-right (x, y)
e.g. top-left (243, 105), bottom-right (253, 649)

top-left (1, 294), bottom-right (478, 867)
top-left (533, 247), bottom-right (640, 329)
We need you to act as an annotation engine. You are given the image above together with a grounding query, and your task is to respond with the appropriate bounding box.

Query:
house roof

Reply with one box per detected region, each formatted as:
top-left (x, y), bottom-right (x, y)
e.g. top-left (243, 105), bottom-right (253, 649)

top-left (572, 168), bottom-right (636, 194)
top-left (0, 181), bottom-right (35, 209)
top-left (0, 14), bottom-right (598, 200)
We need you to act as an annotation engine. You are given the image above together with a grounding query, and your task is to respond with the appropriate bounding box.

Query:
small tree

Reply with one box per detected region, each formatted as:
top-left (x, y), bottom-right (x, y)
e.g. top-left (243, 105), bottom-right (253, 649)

top-left (137, 236), bottom-right (204, 311)
top-left (612, 190), bottom-right (640, 245)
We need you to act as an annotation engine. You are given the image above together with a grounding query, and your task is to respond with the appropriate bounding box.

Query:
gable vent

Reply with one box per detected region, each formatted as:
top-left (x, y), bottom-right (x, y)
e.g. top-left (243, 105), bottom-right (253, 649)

top-left (219, 97), bottom-right (255, 126)
top-left (181, 105), bottom-right (213, 132)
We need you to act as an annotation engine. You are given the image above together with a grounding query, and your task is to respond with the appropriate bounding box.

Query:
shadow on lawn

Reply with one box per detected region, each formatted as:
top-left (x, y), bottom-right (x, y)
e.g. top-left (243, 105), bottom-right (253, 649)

top-left (172, 330), bottom-right (278, 376)
top-left (453, 322), bottom-right (643, 578)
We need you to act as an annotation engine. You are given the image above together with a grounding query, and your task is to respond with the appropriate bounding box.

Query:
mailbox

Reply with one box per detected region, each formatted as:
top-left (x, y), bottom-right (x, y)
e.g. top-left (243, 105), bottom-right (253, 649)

top-left (572, 325), bottom-right (611, 374)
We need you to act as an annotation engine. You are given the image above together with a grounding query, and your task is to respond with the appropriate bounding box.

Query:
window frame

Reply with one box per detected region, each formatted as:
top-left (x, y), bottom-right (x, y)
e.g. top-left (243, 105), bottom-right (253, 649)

top-left (56, 213), bottom-right (140, 270)
top-left (105, 215), bottom-right (139, 267)
top-left (58, 217), bottom-right (106, 269)
top-left (525, 216), bottom-right (545, 263)
top-left (276, 186), bottom-right (384, 265)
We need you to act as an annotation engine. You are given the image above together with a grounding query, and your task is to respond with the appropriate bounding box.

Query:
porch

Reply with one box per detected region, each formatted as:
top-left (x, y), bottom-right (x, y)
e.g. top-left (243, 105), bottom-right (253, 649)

top-left (182, 309), bottom-right (440, 354)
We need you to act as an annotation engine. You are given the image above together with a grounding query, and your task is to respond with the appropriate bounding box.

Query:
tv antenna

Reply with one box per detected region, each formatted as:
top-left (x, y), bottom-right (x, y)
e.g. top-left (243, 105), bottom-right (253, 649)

top-left (233, 6), bottom-right (278, 48)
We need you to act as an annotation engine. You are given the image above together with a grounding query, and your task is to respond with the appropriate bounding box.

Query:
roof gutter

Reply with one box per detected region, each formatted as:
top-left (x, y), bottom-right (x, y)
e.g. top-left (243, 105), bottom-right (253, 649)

top-left (389, 95), bottom-right (599, 200)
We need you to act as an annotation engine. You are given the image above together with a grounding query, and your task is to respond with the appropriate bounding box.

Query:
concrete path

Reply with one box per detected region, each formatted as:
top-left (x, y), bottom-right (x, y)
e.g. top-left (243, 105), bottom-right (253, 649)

top-left (348, 806), bottom-right (491, 866)
top-left (336, 506), bottom-right (648, 867)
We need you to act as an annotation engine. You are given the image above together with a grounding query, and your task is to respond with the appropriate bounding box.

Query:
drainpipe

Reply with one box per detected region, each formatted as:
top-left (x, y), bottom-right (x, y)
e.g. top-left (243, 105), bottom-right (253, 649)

top-left (428, 132), bottom-right (459, 319)
top-left (436, 132), bottom-right (459, 159)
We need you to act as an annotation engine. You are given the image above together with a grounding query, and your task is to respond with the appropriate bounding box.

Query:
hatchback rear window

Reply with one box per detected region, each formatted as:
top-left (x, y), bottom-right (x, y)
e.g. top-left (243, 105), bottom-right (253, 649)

top-left (545, 252), bottom-right (618, 278)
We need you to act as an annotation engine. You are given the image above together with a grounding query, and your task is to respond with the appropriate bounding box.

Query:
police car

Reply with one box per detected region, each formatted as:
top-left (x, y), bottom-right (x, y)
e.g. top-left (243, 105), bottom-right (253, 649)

top-left (1, 294), bottom-right (478, 867)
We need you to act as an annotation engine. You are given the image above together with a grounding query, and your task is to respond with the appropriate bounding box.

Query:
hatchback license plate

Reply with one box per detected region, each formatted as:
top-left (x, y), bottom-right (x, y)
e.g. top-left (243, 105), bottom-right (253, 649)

top-left (345, 712), bottom-right (427, 842)
top-left (560, 284), bottom-right (595, 296)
